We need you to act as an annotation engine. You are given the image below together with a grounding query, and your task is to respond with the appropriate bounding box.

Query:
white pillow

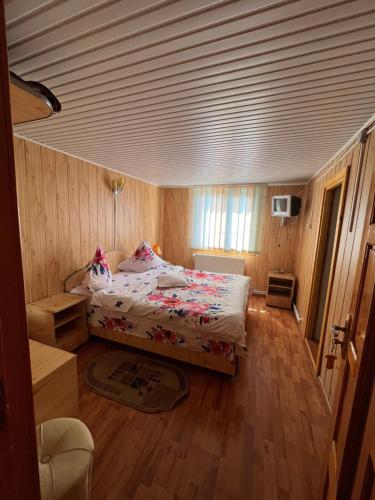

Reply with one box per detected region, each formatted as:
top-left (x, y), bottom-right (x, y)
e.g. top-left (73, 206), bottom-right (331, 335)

top-left (158, 272), bottom-right (189, 288)
top-left (119, 240), bottom-right (167, 272)
top-left (82, 247), bottom-right (112, 292)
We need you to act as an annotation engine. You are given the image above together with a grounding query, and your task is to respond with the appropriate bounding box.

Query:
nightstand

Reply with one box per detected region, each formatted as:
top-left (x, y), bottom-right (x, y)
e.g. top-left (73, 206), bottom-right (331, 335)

top-left (27, 292), bottom-right (88, 351)
top-left (266, 272), bottom-right (295, 309)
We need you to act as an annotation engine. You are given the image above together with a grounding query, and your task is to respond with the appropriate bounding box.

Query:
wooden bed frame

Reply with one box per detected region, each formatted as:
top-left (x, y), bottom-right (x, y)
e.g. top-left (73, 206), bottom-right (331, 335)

top-left (65, 250), bottom-right (240, 377)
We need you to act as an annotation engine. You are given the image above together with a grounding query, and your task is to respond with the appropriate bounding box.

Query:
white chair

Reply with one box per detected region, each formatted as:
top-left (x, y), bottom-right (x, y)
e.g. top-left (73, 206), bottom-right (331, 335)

top-left (36, 418), bottom-right (94, 500)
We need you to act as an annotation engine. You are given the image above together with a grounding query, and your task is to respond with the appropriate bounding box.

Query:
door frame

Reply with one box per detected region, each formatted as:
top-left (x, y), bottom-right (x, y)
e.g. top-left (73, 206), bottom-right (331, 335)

top-left (304, 167), bottom-right (350, 374)
top-left (0, 1), bottom-right (40, 498)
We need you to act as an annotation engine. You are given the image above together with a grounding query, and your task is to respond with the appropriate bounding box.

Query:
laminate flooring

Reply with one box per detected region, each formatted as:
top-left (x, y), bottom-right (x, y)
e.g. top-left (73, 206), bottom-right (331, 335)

top-left (76, 296), bottom-right (329, 500)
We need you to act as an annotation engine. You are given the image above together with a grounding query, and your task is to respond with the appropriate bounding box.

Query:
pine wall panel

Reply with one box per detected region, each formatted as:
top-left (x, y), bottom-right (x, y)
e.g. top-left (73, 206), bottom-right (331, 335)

top-left (161, 184), bottom-right (305, 292)
top-left (14, 136), bottom-right (161, 304)
top-left (294, 131), bottom-right (374, 405)
top-left (294, 138), bottom-right (367, 335)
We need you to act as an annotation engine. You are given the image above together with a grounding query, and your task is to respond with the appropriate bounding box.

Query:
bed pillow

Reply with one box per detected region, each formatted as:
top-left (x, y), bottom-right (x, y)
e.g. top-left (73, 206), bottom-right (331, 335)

top-left (158, 272), bottom-right (189, 288)
top-left (119, 240), bottom-right (167, 272)
top-left (82, 246), bottom-right (112, 292)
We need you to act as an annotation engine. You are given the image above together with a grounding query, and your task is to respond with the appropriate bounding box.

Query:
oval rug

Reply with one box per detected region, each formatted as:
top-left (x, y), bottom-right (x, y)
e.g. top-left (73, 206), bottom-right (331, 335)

top-left (84, 350), bottom-right (189, 412)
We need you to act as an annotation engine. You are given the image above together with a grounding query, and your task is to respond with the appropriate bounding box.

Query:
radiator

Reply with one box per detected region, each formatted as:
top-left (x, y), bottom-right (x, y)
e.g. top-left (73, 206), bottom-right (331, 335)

top-left (193, 253), bottom-right (245, 275)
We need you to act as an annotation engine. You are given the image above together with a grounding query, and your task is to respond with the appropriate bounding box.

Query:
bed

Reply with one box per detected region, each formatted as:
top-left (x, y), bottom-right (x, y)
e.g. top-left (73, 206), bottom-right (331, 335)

top-left (66, 251), bottom-right (251, 376)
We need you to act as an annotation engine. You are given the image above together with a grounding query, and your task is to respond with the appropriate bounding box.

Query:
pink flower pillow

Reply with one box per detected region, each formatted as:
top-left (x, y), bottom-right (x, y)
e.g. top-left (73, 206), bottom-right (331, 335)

top-left (82, 246), bottom-right (112, 292)
top-left (119, 240), bottom-right (166, 272)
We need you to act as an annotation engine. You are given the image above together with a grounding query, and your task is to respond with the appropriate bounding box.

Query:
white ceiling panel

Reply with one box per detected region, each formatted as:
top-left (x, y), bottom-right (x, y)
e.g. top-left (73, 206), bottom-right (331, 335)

top-left (6, 0), bottom-right (375, 185)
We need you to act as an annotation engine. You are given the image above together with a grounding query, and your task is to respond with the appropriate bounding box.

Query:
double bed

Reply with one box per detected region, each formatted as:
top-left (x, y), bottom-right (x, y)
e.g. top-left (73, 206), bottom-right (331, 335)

top-left (67, 251), bottom-right (251, 376)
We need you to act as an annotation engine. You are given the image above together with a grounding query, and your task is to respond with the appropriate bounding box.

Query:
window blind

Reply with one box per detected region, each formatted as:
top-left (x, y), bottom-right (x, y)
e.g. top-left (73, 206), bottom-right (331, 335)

top-left (191, 185), bottom-right (265, 253)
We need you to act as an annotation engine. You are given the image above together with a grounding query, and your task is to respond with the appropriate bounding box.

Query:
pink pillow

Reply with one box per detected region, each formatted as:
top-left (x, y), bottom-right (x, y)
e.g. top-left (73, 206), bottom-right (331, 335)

top-left (119, 240), bottom-right (166, 272)
top-left (82, 246), bottom-right (112, 292)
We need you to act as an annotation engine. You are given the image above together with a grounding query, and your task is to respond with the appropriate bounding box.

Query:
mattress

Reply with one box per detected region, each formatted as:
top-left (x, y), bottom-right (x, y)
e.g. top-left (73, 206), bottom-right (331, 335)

top-left (72, 264), bottom-right (251, 355)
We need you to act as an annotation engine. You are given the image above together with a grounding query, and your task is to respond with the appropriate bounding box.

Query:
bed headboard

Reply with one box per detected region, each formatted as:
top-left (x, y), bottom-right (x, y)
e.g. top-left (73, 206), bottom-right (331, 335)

top-left (64, 249), bottom-right (127, 292)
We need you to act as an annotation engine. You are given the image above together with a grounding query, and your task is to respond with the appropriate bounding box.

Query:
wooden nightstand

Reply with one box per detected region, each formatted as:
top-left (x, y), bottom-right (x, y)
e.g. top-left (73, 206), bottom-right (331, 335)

top-left (266, 272), bottom-right (296, 309)
top-left (27, 292), bottom-right (88, 351)
top-left (29, 340), bottom-right (79, 424)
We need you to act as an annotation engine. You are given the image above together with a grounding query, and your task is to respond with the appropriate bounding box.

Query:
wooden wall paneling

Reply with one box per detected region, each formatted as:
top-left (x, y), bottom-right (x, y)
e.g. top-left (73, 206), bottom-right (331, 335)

top-left (130, 179), bottom-right (140, 247)
top-left (41, 145), bottom-right (59, 297)
top-left (324, 133), bottom-right (375, 403)
top-left (161, 185), bottom-right (305, 292)
top-left (340, 135), bottom-right (374, 316)
top-left (78, 160), bottom-right (90, 264)
top-left (55, 150), bottom-right (71, 295)
top-left (162, 188), bottom-right (193, 270)
top-left (117, 181), bottom-right (125, 251)
top-left (294, 181), bottom-right (317, 325)
top-left (14, 136), bottom-right (162, 303)
top-left (104, 170), bottom-right (114, 252)
top-left (295, 164), bottom-right (340, 335)
top-left (159, 188), bottom-right (165, 250)
top-left (295, 147), bottom-right (354, 339)
top-left (294, 129), bottom-right (375, 406)
top-left (14, 137), bottom-right (33, 303)
top-left (96, 167), bottom-right (107, 250)
top-left (25, 140), bottom-right (47, 302)
top-left (137, 180), bottom-right (144, 245)
top-left (124, 177), bottom-right (134, 250)
top-left (318, 152), bottom-right (356, 381)
top-left (88, 163), bottom-right (99, 252)
top-left (67, 156), bottom-right (81, 271)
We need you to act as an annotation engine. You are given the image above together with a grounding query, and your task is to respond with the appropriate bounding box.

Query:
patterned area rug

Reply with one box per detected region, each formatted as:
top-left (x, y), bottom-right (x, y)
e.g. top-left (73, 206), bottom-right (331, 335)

top-left (84, 350), bottom-right (189, 412)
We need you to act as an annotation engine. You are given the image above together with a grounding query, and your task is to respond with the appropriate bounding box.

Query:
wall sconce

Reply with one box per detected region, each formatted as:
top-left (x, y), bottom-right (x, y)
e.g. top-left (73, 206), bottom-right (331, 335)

top-left (112, 176), bottom-right (125, 196)
top-left (112, 176), bottom-right (125, 250)
top-left (152, 243), bottom-right (162, 256)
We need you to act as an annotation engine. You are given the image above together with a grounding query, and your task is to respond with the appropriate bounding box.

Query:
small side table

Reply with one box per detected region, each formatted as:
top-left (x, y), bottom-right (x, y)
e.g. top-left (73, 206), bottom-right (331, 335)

top-left (27, 292), bottom-right (88, 351)
top-left (266, 272), bottom-right (295, 309)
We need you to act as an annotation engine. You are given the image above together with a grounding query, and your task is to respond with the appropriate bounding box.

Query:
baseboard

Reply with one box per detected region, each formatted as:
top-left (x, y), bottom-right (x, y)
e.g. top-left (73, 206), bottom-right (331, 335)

top-left (317, 375), bottom-right (332, 414)
top-left (293, 301), bottom-right (302, 322)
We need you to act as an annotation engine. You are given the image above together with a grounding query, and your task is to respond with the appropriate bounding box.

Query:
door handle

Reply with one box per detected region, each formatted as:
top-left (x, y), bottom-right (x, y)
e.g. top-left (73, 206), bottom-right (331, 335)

top-left (330, 315), bottom-right (352, 359)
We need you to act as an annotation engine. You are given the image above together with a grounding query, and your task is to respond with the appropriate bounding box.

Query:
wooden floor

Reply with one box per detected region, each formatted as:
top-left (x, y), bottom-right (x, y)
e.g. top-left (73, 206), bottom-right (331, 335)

top-left (76, 296), bottom-right (329, 500)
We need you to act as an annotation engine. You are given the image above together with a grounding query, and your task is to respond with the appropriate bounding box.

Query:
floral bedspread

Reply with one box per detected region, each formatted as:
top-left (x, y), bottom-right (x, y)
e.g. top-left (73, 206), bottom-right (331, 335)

top-left (88, 306), bottom-right (240, 360)
top-left (73, 265), bottom-right (251, 347)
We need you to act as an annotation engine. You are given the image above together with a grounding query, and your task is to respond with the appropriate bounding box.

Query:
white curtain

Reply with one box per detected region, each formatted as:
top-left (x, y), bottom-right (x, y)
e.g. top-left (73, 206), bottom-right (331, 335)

top-left (191, 185), bottom-right (265, 253)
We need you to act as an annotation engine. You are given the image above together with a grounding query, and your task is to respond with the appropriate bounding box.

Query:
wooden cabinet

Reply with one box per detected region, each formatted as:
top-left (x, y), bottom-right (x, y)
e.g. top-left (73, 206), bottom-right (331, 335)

top-left (266, 272), bottom-right (295, 309)
top-left (27, 293), bottom-right (88, 351)
top-left (29, 340), bottom-right (79, 425)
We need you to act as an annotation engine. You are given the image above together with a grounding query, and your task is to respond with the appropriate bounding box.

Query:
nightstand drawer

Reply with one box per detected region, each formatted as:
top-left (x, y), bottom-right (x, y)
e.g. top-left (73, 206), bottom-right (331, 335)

top-left (265, 294), bottom-right (292, 309)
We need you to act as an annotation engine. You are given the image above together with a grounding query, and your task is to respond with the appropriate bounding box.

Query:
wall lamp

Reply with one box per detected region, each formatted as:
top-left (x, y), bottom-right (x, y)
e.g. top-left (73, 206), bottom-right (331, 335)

top-left (111, 176), bottom-right (125, 196)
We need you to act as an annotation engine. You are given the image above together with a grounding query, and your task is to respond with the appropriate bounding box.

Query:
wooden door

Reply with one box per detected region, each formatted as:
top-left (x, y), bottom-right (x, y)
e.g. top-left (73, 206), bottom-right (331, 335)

top-left (351, 384), bottom-right (375, 500)
top-left (323, 151), bottom-right (375, 499)
top-left (319, 132), bottom-right (374, 408)
top-left (0, 1), bottom-right (40, 498)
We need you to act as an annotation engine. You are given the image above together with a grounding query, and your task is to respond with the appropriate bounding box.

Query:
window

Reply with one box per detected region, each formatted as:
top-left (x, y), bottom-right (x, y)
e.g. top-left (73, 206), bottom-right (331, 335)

top-left (191, 185), bottom-right (265, 253)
